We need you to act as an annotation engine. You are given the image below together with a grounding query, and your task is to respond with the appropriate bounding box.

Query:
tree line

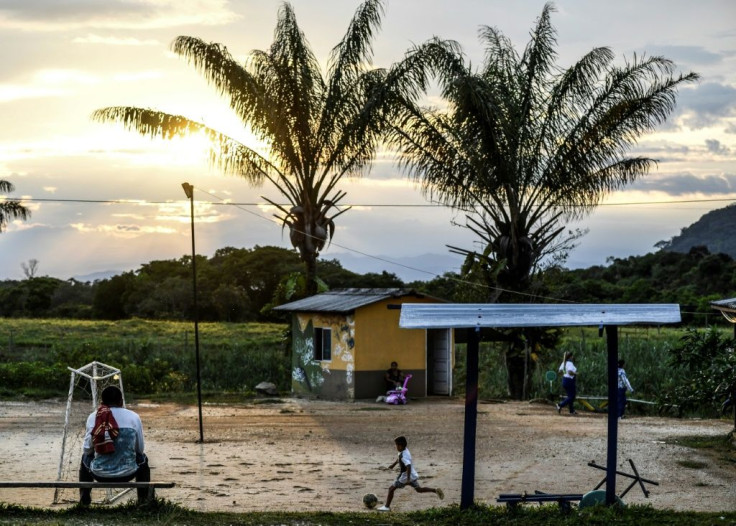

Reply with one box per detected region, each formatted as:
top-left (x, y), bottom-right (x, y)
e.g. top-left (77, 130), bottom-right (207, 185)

top-left (0, 246), bottom-right (403, 321)
top-left (1, 244), bottom-right (734, 326)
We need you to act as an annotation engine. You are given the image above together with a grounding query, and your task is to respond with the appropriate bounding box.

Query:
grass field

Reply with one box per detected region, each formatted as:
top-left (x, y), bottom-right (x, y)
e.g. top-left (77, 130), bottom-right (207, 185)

top-left (0, 318), bottom-right (289, 397)
top-left (1, 501), bottom-right (735, 526)
top-left (1, 318), bottom-right (732, 418)
top-left (455, 326), bottom-right (705, 403)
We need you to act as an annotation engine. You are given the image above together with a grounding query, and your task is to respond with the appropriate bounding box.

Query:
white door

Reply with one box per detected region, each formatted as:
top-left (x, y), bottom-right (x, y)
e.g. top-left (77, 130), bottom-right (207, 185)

top-left (428, 329), bottom-right (451, 395)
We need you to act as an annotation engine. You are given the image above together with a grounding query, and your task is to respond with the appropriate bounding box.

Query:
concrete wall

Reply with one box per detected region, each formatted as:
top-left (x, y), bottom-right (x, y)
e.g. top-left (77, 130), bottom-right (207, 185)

top-left (291, 312), bottom-right (355, 399)
top-left (289, 294), bottom-right (447, 400)
top-left (354, 296), bottom-right (435, 372)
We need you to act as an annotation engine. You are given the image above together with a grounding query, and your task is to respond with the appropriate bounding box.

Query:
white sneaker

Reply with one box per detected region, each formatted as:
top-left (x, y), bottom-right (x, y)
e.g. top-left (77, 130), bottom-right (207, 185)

top-left (376, 505), bottom-right (390, 511)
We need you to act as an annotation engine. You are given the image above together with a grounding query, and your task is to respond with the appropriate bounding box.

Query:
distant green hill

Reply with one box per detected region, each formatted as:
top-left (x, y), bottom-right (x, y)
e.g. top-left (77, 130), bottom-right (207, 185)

top-left (658, 203), bottom-right (736, 257)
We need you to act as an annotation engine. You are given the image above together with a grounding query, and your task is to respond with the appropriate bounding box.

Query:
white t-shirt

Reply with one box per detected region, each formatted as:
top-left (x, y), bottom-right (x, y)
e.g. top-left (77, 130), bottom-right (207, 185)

top-left (397, 448), bottom-right (419, 483)
top-left (618, 368), bottom-right (633, 391)
top-left (559, 360), bottom-right (577, 379)
top-left (82, 406), bottom-right (145, 478)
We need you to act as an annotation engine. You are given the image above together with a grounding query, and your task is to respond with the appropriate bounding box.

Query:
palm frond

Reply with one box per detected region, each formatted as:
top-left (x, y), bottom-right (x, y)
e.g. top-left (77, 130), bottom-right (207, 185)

top-left (0, 200), bottom-right (31, 231)
top-left (92, 106), bottom-right (281, 186)
top-left (320, 0), bottom-right (384, 139)
top-left (388, 4), bottom-right (698, 290)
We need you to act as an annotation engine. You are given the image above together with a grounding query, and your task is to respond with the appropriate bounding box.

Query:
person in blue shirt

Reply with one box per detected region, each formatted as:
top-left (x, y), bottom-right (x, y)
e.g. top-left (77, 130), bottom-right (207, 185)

top-left (556, 352), bottom-right (578, 415)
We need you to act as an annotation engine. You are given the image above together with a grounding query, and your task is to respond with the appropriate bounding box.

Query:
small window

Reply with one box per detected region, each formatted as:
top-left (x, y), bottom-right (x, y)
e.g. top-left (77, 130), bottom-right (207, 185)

top-left (313, 328), bottom-right (332, 361)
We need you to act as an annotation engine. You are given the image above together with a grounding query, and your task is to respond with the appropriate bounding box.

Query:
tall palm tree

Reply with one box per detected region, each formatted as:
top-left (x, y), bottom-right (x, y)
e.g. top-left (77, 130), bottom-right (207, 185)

top-left (93, 0), bottom-right (397, 294)
top-left (386, 3), bottom-right (698, 398)
top-left (388, 3), bottom-right (699, 297)
top-left (0, 180), bottom-right (31, 232)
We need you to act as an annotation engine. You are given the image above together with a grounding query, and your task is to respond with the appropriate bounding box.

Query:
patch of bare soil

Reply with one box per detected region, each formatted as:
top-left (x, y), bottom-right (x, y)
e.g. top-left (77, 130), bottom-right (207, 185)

top-left (0, 398), bottom-right (734, 513)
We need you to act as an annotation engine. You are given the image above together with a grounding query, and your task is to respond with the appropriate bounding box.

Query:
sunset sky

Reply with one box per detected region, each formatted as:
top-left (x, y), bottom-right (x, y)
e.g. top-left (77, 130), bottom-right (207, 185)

top-left (1, 0), bottom-right (735, 281)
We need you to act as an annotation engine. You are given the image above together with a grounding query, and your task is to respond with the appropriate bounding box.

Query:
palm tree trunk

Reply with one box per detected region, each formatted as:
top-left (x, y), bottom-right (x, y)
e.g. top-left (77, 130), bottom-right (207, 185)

top-left (304, 254), bottom-right (318, 296)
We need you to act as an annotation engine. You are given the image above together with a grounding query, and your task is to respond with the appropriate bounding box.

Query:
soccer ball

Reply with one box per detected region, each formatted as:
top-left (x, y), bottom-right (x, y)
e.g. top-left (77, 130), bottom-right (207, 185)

top-left (362, 493), bottom-right (378, 509)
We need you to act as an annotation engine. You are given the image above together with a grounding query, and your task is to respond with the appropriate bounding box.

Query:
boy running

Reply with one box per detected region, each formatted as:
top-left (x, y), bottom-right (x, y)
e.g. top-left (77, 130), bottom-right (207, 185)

top-left (377, 436), bottom-right (443, 511)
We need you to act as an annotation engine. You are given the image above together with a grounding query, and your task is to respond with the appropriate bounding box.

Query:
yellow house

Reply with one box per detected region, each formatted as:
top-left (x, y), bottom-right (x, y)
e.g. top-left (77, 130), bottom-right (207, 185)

top-left (274, 288), bottom-right (453, 400)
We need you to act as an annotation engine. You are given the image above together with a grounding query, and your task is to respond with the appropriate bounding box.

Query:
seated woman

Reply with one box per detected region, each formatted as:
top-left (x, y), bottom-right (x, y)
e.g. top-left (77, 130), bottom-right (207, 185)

top-left (384, 362), bottom-right (405, 392)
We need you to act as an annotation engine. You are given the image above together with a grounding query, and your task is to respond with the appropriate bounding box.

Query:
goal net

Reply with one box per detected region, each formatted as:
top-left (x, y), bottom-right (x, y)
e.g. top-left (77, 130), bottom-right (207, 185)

top-left (53, 361), bottom-right (126, 504)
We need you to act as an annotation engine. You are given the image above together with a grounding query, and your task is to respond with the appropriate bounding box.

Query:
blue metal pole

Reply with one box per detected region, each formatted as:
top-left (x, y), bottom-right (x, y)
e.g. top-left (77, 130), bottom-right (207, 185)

top-left (605, 325), bottom-right (619, 505)
top-left (460, 327), bottom-right (479, 509)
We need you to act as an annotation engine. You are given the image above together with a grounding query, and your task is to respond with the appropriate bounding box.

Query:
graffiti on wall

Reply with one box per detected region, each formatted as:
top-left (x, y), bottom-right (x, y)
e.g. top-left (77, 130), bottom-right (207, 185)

top-left (291, 313), bottom-right (355, 397)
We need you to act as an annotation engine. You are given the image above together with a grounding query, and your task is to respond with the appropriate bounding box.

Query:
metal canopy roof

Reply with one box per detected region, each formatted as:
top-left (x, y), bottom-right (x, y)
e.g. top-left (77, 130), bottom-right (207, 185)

top-left (274, 288), bottom-right (442, 314)
top-left (399, 303), bottom-right (681, 329)
top-left (710, 297), bottom-right (736, 313)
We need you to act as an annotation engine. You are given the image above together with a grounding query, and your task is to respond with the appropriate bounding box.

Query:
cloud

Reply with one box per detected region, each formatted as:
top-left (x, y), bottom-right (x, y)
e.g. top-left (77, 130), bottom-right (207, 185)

top-left (705, 138), bottom-right (730, 155)
top-left (0, 68), bottom-right (101, 103)
top-left (70, 222), bottom-right (177, 236)
top-left (631, 142), bottom-right (691, 161)
top-left (645, 44), bottom-right (724, 67)
top-left (0, 84), bottom-right (66, 103)
top-left (72, 34), bottom-right (160, 46)
top-left (629, 172), bottom-right (736, 195)
top-left (154, 201), bottom-right (229, 225)
top-left (111, 71), bottom-right (164, 82)
top-left (0, 0), bottom-right (239, 31)
top-left (674, 82), bottom-right (736, 129)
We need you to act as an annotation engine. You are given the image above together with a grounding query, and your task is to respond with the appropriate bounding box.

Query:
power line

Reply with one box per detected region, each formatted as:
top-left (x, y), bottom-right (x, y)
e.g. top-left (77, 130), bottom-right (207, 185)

top-left (11, 196), bottom-right (736, 207)
top-left (194, 188), bottom-right (575, 303)
top-left (8, 192), bottom-right (733, 303)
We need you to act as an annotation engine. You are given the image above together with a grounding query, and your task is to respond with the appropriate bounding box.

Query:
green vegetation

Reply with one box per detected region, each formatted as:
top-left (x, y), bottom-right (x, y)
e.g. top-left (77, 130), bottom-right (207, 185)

top-left (544, 246), bottom-right (736, 325)
top-left (660, 203), bottom-right (736, 258)
top-left (0, 318), bottom-right (289, 398)
top-left (0, 245), bottom-right (404, 321)
top-left (662, 328), bottom-right (736, 427)
top-left (451, 325), bottom-right (734, 421)
top-left (1, 501), bottom-right (735, 526)
top-left (380, 4), bottom-right (697, 399)
top-left (456, 327), bottom-right (683, 406)
top-left (2, 319), bottom-right (734, 423)
top-left (2, 243), bottom-right (736, 329)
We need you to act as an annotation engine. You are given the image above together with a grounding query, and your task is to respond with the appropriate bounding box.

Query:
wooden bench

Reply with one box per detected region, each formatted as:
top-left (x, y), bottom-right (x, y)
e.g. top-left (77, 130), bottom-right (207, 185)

top-left (497, 491), bottom-right (583, 512)
top-left (0, 481), bottom-right (175, 503)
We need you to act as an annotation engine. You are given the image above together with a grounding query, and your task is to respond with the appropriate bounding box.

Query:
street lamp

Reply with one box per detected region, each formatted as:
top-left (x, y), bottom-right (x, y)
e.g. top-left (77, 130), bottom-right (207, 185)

top-left (182, 182), bottom-right (204, 443)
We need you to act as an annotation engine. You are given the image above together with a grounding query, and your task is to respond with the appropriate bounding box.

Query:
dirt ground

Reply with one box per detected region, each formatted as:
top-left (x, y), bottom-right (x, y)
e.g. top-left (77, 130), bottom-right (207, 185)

top-left (0, 397), bottom-right (734, 513)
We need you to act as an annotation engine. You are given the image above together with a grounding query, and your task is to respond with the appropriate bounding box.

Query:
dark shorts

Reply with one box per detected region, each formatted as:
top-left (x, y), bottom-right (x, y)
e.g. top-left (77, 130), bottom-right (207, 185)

top-left (392, 478), bottom-right (420, 489)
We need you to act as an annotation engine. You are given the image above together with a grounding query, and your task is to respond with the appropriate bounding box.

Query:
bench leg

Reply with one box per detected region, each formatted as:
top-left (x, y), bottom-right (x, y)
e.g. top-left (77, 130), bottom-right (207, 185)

top-left (144, 486), bottom-right (156, 502)
top-left (79, 460), bottom-right (94, 506)
top-left (136, 460), bottom-right (152, 504)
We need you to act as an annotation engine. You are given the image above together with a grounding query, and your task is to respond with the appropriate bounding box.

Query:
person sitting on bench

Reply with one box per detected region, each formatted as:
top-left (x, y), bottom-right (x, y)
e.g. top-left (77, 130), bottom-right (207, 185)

top-left (78, 385), bottom-right (150, 505)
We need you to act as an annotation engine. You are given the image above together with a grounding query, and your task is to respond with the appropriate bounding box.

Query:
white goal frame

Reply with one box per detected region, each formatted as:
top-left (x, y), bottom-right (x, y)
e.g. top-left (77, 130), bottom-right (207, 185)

top-left (54, 361), bottom-right (126, 504)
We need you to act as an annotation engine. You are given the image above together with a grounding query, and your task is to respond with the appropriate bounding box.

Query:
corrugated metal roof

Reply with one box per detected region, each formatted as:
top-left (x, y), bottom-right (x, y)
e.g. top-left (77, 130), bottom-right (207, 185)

top-left (710, 297), bottom-right (736, 313)
top-left (274, 288), bottom-right (436, 314)
top-left (399, 303), bottom-right (681, 329)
